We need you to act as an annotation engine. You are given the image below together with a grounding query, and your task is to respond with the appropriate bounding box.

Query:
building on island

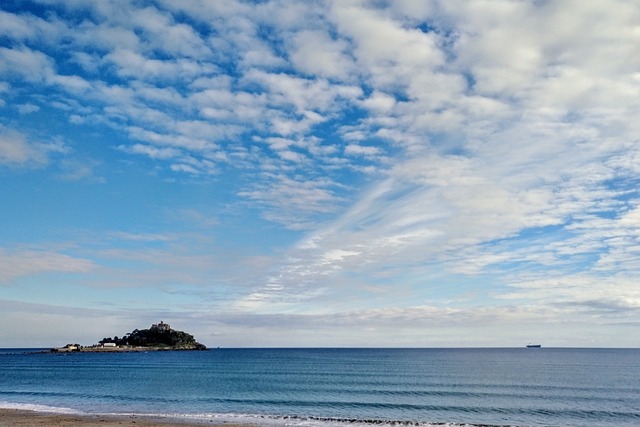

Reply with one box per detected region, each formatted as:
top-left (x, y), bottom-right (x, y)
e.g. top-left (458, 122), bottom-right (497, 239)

top-left (151, 321), bottom-right (171, 332)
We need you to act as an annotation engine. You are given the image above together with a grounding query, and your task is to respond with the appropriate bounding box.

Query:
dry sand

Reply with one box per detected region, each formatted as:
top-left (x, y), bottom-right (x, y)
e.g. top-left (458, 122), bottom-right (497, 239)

top-left (0, 409), bottom-right (252, 427)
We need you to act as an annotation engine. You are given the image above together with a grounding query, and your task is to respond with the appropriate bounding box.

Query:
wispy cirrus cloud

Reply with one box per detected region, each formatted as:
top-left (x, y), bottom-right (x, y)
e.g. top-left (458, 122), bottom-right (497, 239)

top-left (0, 248), bottom-right (95, 283)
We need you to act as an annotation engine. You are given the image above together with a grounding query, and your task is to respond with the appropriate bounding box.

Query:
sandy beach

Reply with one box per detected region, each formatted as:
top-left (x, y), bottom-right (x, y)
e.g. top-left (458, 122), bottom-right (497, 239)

top-left (0, 409), bottom-right (249, 427)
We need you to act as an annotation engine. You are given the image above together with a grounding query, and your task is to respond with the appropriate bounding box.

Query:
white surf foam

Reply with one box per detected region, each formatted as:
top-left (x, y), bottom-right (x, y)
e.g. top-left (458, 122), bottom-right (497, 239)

top-left (0, 401), bottom-right (81, 414)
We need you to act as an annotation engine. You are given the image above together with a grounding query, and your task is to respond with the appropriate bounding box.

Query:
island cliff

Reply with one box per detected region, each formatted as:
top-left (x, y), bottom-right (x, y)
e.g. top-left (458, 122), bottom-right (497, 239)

top-left (52, 321), bottom-right (207, 352)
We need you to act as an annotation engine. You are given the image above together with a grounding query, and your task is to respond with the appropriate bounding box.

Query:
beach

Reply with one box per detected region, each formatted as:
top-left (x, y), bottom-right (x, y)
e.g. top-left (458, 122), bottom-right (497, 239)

top-left (0, 409), bottom-right (239, 427)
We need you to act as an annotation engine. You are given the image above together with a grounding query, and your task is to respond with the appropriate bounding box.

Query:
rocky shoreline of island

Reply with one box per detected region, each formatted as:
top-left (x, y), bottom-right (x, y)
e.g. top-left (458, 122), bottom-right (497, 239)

top-left (49, 321), bottom-right (207, 353)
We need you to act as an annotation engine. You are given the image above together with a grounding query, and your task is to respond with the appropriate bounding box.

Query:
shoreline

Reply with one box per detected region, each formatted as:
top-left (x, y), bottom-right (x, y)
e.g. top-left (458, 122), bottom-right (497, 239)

top-left (0, 409), bottom-right (253, 426)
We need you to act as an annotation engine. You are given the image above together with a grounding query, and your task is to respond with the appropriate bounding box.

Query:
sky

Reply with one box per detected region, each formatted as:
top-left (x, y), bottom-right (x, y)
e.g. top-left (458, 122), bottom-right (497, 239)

top-left (1, 0), bottom-right (639, 348)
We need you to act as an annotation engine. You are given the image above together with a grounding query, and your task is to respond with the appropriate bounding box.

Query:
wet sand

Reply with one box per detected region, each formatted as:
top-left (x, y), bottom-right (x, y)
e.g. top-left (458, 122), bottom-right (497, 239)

top-left (0, 409), bottom-right (251, 427)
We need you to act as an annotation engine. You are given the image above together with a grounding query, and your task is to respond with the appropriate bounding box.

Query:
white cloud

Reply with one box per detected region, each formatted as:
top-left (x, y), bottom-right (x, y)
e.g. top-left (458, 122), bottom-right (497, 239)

top-left (110, 232), bottom-right (176, 242)
top-left (57, 158), bottom-right (102, 182)
top-left (0, 46), bottom-right (54, 82)
top-left (49, 74), bottom-right (93, 93)
top-left (238, 174), bottom-right (345, 230)
top-left (76, 21), bottom-right (140, 52)
top-left (246, 70), bottom-right (362, 114)
top-left (170, 163), bottom-right (202, 175)
top-left (330, 1), bottom-right (445, 89)
top-left (173, 209), bottom-right (219, 228)
top-left (0, 9), bottom-right (67, 43)
top-left (0, 249), bottom-right (95, 284)
top-left (104, 49), bottom-right (217, 81)
top-left (0, 10), bottom-right (36, 39)
top-left (17, 103), bottom-right (40, 114)
top-left (344, 144), bottom-right (381, 158)
top-left (360, 91), bottom-right (396, 114)
top-left (119, 143), bottom-right (182, 160)
top-left (125, 126), bottom-right (217, 152)
top-left (0, 127), bottom-right (66, 167)
top-left (289, 30), bottom-right (355, 80)
top-left (130, 6), bottom-right (211, 58)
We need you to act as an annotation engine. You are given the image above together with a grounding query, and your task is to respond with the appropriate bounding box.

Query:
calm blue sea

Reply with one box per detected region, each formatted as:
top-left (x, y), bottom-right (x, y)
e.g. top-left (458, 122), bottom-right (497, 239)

top-left (0, 348), bottom-right (638, 427)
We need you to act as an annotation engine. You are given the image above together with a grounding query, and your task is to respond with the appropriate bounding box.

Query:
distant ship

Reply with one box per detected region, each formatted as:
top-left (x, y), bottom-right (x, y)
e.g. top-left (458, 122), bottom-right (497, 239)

top-left (526, 344), bottom-right (542, 348)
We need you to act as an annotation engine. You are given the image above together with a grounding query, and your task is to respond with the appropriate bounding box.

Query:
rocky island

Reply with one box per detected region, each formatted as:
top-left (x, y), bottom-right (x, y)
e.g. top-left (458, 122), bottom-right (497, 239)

top-left (51, 321), bottom-right (207, 352)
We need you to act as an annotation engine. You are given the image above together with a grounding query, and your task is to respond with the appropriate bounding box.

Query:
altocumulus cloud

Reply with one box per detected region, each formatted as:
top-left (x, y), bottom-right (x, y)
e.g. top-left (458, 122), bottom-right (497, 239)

top-left (0, 0), bottom-right (639, 347)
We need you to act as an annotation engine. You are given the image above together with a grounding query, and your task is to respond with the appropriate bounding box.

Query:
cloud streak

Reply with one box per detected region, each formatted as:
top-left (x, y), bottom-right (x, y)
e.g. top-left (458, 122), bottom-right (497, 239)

top-left (0, 249), bottom-right (95, 283)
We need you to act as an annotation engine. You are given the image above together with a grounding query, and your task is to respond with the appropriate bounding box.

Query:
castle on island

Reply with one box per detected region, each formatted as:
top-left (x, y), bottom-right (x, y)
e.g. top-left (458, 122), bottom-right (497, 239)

top-left (150, 321), bottom-right (171, 332)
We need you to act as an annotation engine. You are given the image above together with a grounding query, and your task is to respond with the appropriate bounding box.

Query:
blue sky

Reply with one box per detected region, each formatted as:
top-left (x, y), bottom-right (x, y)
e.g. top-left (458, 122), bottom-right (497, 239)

top-left (1, 0), bottom-right (639, 348)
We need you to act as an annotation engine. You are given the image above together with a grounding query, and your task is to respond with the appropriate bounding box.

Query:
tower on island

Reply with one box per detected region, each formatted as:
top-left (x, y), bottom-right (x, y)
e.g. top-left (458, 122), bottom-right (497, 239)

top-left (151, 321), bottom-right (171, 332)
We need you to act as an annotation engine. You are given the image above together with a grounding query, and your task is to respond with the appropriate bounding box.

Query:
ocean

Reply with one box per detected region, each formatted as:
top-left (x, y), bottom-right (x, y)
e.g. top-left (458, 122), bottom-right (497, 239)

top-left (0, 348), bottom-right (638, 427)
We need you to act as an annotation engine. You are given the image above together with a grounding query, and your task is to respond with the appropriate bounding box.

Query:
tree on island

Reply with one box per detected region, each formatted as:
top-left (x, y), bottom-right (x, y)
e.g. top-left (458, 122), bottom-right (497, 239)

top-left (99, 322), bottom-right (206, 350)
